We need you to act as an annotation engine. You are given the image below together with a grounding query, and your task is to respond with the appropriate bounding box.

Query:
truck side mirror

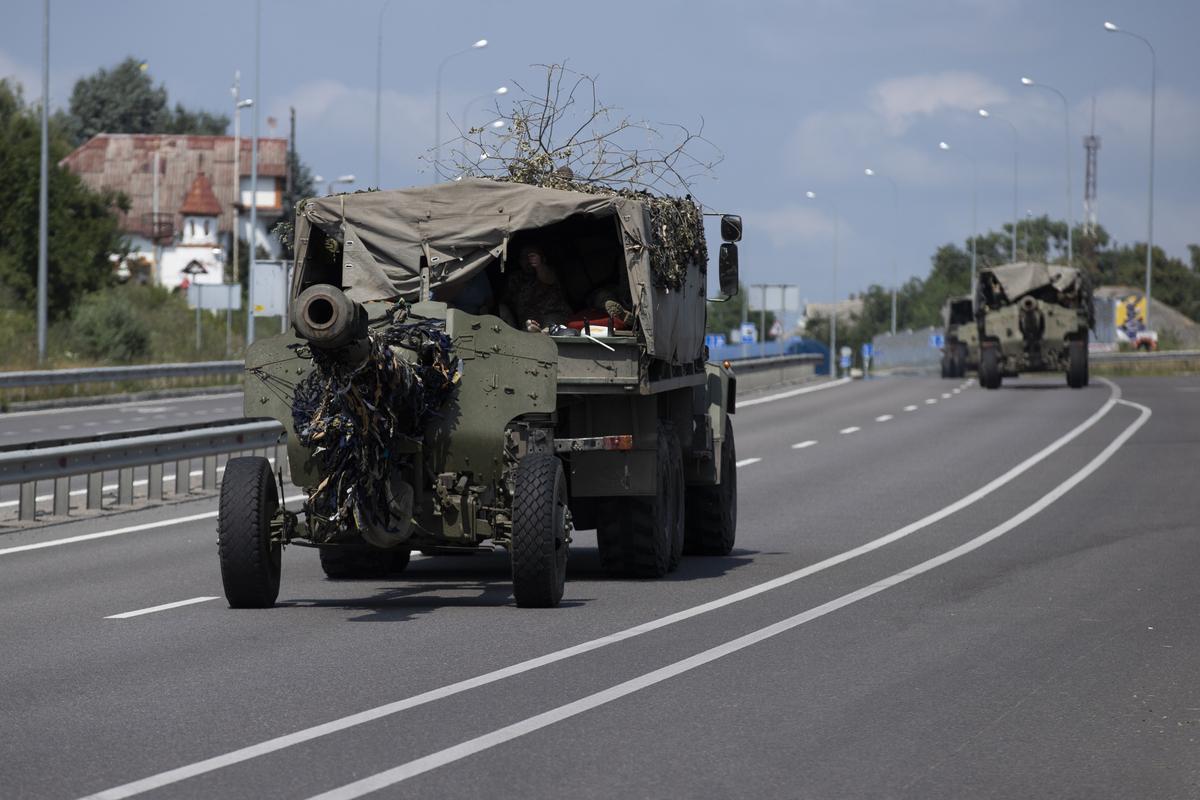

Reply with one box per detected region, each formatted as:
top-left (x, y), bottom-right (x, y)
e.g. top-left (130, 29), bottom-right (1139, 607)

top-left (720, 214), bottom-right (743, 243)
top-left (719, 243), bottom-right (739, 298)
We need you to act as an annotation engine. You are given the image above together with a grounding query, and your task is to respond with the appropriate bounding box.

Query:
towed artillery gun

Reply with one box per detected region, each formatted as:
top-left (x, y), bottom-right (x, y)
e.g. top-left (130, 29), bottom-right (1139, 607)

top-left (218, 179), bottom-right (743, 608)
top-left (974, 261), bottom-right (1094, 389)
top-left (940, 295), bottom-right (978, 378)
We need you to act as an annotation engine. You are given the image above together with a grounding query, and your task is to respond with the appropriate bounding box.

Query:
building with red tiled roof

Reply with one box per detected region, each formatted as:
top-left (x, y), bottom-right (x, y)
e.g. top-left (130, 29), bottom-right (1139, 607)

top-left (60, 133), bottom-right (288, 287)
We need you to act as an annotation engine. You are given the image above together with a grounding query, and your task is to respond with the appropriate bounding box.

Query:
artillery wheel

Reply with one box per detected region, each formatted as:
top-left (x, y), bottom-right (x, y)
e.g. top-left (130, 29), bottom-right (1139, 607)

top-left (980, 346), bottom-right (1002, 390)
top-left (319, 546), bottom-right (410, 579)
top-left (598, 422), bottom-right (677, 578)
top-left (684, 417), bottom-right (738, 557)
top-left (511, 454), bottom-right (569, 608)
top-left (1066, 339), bottom-right (1088, 389)
top-left (217, 457), bottom-right (281, 608)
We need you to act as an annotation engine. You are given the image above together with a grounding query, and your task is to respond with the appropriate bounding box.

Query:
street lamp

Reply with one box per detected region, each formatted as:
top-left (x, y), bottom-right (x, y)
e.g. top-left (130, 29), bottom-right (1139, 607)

top-left (434, 38), bottom-right (489, 177)
top-left (36, 0), bottom-right (48, 362)
top-left (863, 167), bottom-right (900, 334)
top-left (230, 73), bottom-right (253, 285)
top-left (938, 141), bottom-right (978, 305)
top-left (374, 0), bottom-right (397, 189)
top-left (325, 174), bottom-right (356, 196)
top-left (1021, 76), bottom-right (1073, 268)
top-left (805, 190), bottom-right (839, 377)
top-left (461, 85), bottom-right (508, 133)
top-left (1104, 20), bottom-right (1157, 327)
top-left (978, 108), bottom-right (1019, 263)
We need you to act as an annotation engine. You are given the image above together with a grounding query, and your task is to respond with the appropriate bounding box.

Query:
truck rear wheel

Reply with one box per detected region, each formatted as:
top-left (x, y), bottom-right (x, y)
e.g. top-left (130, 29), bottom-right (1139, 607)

top-left (980, 346), bottom-right (1002, 390)
top-left (684, 417), bottom-right (737, 556)
top-left (598, 422), bottom-right (679, 578)
top-left (511, 454), bottom-right (569, 607)
top-left (217, 457), bottom-right (281, 608)
top-left (319, 546), bottom-right (410, 579)
top-left (1066, 339), bottom-right (1088, 389)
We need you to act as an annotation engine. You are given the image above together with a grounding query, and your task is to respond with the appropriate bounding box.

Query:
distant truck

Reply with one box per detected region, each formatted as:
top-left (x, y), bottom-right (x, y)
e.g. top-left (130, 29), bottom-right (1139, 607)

top-left (974, 261), bottom-right (1094, 389)
top-left (219, 179), bottom-right (743, 609)
top-left (940, 295), bottom-right (977, 378)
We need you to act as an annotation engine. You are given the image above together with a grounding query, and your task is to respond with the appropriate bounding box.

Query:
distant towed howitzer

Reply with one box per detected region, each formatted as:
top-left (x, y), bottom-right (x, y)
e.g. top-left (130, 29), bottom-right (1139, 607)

top-left (974, 261), bottom-right (1093, 390)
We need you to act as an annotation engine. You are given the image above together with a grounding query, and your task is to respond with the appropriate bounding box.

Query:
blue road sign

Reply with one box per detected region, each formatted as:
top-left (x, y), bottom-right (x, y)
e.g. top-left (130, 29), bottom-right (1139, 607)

top-left (705, 333), bottom-right (727, 349)
top-left (861, 342), bottom-right (874, 358)
top-left (929, 334), bottom-right (945, 349)
top-left (740, 323), bottom-right (757, 344)
top-left (839, 353), bottom-right (851, 368)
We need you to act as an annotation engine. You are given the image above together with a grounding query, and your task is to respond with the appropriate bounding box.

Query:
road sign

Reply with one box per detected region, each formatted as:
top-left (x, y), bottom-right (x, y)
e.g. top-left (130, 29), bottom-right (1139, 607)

top-left (187, 283), bottom-right (242, 311)
top-left (740, 323), bottom-right (757, 344)
top-left (861, 342), bottom-right (874, 358)
top-left (839, 353), bottom-right (851, 368)
top-left (769, 320), bottom-right (784, 339)
top-left (929, 333), bottom-right (945, 349)
top-left (705, 333), bottom-right (727, 349)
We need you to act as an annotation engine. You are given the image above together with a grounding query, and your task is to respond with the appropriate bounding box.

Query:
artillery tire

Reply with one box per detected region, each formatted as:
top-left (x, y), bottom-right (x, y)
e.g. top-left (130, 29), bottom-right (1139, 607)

top-left (598, 422), bottom-right (676, 578)
top-left (217, 457), bottom-right (281, 608)
top-left (319, 546), bottom-right (410, 579)
top-left (980, 346), bottom-right (1002, 390)
top-left (1067, 339), bottom-right (1088, 389)
top-left (511, 454), bottom-right (569, 608)
top-left (684, 417), bottom-right (738, 557)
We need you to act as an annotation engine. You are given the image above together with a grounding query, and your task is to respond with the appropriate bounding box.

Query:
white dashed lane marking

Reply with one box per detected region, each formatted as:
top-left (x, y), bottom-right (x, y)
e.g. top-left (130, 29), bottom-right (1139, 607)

top-left (875, 414), bottom-right (893, 422)
top-left (791, 440), bottom-right (817, 450)
top-left (925, 399), bottom-right (937, 405)
top-left (941, 393), bottom-right (951, 399)
top-left (735, 458), bottom-right (762, 468)
top-left (105, 597), bottom-right (219, 620)
top-left (903, 405), bottom-right (918, 412)
top-left (839, 426), bottom-right (861, 435)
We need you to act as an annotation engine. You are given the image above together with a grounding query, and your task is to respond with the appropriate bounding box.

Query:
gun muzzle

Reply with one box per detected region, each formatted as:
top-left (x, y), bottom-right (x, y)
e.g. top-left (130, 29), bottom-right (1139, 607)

top-left (292, 284), bottom-right (368, 353)
top-left (1018, 296), bottom-right (1044, 341)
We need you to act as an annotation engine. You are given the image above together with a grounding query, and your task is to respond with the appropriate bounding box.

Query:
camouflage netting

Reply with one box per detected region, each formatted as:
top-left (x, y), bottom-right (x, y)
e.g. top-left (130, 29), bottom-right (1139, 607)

top-left (291, 305), bottom-right (460, 540)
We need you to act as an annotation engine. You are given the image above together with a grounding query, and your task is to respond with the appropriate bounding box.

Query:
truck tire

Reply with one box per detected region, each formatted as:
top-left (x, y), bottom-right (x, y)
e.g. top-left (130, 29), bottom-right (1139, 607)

top-left (598, 422), bottom-right (677, 578)
top-left (940, 357), bottom-right (951, 379)
top-left (955, 342), bottom-right (969, 377)
top-left (319, 546), bottom-right (410, 579)
top-left (1066, 339), bottom-right (1087, 389)
top-left (217, 457), bottom-right (281, 608)
top-left (980, 346), bottom-right (1002, 390)
top-left (511, 454), bottom-right (569, 607)
top-left (684, 417), bottom-right (737, 556)
top-left (664, 425), bottom-right (686, 572)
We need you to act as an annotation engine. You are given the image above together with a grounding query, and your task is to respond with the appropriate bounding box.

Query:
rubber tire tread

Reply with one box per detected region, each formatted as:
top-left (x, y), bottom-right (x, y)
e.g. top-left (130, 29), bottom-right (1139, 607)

top-left (217, 457), bottom-right (281, 608)
top-left (664, 424), bottom-right (685, 572)
top-left (511, 454), bottom-right (568, 608)
top-left (597, 423), bottom-right (674, 579)
top-left (683, 417), bottom-right (737, 556)
top-left (981, 347), bottom-right (1002, 390)
top-left (319, 546), bottom-right (411, 579)
top-left (1067, 339), bottom-right (1087, 389)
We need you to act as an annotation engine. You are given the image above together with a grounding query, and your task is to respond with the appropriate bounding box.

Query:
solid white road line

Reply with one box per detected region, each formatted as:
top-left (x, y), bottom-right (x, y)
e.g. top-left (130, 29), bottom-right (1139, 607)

top-left (791, 440), bottom-right (817, 450)
top-left (0, 494), bottom-right (307, 558)
top-left (838, 427), bottom-right (860, 435)
top-left (78, 382), bottom-right (1131, 800)
top-left (904, 405), bottom-right (918, 412)
top-left (735, 458), bottom-right (761, 468)
top-left (301, 397), bottom-right (1154, 800)
top-left (737, 377), bottom-right (851, 408)
top-left (875, 415), bottom-right (893, 422)
top-left (105, 597), bottom-right (218, 619)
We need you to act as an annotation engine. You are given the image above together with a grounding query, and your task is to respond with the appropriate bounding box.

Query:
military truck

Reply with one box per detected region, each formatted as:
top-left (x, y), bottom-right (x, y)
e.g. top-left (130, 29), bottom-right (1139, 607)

top-left (217, 179), bottom-right (741, 609)
top-left (940, 294), bottom-right (977, 378)
top-left (974, 261), bottom-right (1093, 390)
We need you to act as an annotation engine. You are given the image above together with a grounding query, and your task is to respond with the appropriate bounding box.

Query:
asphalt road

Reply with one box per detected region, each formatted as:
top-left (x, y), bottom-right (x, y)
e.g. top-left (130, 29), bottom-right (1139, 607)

top-left (0, 392), bottom-right (246, 447)
top-left (0, 374), bottom-right (1196, 799)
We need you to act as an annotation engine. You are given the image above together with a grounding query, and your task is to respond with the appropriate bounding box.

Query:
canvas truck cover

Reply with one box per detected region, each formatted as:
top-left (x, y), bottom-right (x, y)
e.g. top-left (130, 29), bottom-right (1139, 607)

top-left (293, 179), bottom-right (705, 364)
top-left (980, 261), bottom-right (1084, 303)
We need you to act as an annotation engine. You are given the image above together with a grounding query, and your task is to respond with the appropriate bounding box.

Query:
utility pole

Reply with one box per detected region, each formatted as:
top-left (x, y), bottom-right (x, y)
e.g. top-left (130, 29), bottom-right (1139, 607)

top-left (1083, 97), bottom-right (1100, 236)
top-left (37, 0), bottom-right (49, 363)
top-left (247, 0), bottom-right (261, 347)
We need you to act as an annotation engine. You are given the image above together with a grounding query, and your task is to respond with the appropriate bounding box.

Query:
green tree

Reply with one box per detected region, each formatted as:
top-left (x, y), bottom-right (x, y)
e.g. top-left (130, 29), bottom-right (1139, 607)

top-left (0, 80), bottom-right (127, 321)
top-left (706, 283), bottom-right (776, 340)
top-left (66, 57), bottom-right (228, 143)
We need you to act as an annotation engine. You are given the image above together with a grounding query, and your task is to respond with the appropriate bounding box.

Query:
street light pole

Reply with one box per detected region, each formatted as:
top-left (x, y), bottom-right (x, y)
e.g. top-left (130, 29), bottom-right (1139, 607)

top-left (1105, 21), bottom-right (1157, 327)
top-left (806, 191), bottom-right (838, 377)
top-left (434, 39), bottom-right (488, 178)
top-left (461, 86), bottom-right (507, 134)
top-left (938, 142), bottom-right (978, 306)
top-left (37, 0), bottom-right (49, 363)
top-left (230, 74), bottom-right (253, 286)
top-left (374, 0), bottom-right (395, 189)
top-left (864, 168), bottom-right (899, 334)
top-left (1021, 77), bottom-right (1073, 268)
top-left (978, 108), bottom-right (1019, 263)
top-left (247, 0), bottom-right (261, 348)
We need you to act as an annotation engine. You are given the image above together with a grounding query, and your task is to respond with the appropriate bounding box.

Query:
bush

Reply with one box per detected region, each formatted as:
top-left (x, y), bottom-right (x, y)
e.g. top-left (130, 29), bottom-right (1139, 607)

top-left (69, 289), bottom-right (151, 363)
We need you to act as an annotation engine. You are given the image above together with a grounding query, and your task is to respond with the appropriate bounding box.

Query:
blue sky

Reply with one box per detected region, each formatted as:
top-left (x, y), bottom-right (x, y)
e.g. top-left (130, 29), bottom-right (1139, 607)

top-left (3, 0), bottom-right (1197, 308)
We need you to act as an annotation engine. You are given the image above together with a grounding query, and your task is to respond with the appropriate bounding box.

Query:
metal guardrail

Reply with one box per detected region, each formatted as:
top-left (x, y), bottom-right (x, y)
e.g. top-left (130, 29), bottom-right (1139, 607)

top-left (1090, 349), bottom-right (1200, 362)
top-left (0, 361), bottom-right (244, 389)
top-left (0, 420), bottom-right (284, 523)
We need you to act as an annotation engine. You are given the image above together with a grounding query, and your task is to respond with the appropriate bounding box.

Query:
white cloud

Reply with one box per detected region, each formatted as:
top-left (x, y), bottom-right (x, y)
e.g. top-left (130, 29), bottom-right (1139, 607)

top-left (1089, 86), bottom-right (1200, 161)
top-left (0, 49), bottom-right (46, 103)
top-left (869, 70), bottom-right (1010, 135)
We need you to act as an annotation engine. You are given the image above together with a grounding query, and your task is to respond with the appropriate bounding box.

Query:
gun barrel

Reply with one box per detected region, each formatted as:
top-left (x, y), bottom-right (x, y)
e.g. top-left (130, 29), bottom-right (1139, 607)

top-left (292, 284), bottom-right (368, 354)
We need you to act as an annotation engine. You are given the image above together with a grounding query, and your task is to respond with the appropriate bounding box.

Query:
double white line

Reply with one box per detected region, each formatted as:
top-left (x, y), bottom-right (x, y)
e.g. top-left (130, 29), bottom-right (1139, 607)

top-left (81, 380), bottom-right (1150, 800)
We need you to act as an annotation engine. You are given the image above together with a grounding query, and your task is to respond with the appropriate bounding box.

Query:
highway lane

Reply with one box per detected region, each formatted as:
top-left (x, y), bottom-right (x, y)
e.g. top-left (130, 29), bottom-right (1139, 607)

top-left (0, 375), bottom-right (1195, 799)
top-left (0, 392), bottom-right (246, 447)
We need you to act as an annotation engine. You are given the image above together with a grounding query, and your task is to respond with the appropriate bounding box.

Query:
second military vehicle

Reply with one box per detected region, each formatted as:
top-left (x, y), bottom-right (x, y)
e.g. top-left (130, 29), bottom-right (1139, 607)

top-left (974, 261), bottom-right (1094, 390)
top-left (940, 294), bottom-right (977, 378)
top-left (218, 179), bottom-right (742, 609)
